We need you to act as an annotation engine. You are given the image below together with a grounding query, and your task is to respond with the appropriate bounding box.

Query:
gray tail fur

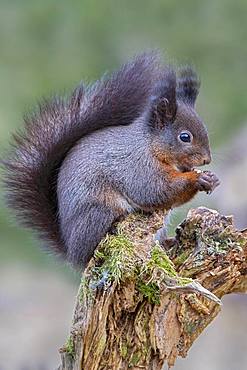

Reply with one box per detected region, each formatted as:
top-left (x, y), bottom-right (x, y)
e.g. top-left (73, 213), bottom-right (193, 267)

top-left (3, 52), bottom-right (162, 256)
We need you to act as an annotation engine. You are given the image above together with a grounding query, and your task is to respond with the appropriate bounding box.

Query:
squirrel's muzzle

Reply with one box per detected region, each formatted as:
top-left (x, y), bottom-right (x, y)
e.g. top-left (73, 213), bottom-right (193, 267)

top-left (202, 153), bottom-right (211, 165)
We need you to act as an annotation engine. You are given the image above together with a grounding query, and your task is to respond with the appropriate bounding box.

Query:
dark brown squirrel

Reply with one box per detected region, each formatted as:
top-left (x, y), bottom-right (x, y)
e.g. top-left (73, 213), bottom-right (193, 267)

top-left (3, 52), bottom-right (220, 269)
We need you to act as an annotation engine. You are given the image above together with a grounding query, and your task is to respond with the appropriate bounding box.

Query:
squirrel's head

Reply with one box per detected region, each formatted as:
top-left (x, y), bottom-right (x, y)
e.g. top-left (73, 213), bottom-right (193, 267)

top-left (148, 66), bottom-right (211, 172)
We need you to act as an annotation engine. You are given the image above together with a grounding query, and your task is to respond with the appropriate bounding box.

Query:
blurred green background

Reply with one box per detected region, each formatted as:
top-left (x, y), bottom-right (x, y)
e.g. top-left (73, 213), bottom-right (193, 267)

top-left (0, 1), bottom-right (246, 369)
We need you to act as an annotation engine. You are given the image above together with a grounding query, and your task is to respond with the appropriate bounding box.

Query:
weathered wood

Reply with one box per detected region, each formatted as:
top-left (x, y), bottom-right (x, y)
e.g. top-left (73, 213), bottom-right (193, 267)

top-left (58, 207), bottom-right (247, 370)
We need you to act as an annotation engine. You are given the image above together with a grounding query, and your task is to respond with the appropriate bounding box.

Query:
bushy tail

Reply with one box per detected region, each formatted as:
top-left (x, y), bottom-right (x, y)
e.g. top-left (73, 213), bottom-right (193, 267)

top-left (3, 52), bottom-right (162, 256)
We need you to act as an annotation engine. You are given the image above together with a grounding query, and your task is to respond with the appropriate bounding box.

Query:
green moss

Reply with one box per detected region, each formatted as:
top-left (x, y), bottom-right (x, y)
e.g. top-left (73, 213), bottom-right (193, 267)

top-left (137, 244), bottom-right (193, 302)
top-left (65, 336), bottom-right (75, 358)
top-left (136, 245), bottom-right (176, 305)
top-left (80, 230), bottom-right (199, 307)
top-left (148, 245), bottom-right (193, 284)
top-left (120, 342), bottom-right (128, 359)
top-left (78, 275), bottom-right (94, 303)
top-left (174, 250), bottom-right (190, 266)
top-left (182, 267), bottom-right (201, 278)
top-left (96, 333), bottom-right (106, 355)
top-left (199, 226), bottom-right (245, 257)
top-left (137, 281), bottom-right (160, 304)
top-left (184, 321), bottom-right (196, 335)
top-left (147, 244), bottom-right (177, 277)
top-left (177, 276), bottom-right (193, 286)
top-left (129, 350), bottom-right (142, 367)
top-left (92, 232), bottom-right (135, 284)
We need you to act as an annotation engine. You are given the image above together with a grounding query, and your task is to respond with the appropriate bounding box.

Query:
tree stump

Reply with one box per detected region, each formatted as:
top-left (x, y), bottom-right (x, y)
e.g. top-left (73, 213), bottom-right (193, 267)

top-left (58, 207), bottom-right (247, 370)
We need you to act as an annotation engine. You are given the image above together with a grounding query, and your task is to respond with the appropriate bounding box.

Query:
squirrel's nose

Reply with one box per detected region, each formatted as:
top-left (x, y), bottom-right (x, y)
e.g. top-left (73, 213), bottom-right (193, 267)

top-left (203, 154), bottom-right (211, 165)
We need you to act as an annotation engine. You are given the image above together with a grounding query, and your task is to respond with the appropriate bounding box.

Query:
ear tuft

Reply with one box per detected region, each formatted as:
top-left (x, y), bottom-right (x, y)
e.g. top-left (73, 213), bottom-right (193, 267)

top-left (177, 66), bottom-right (200, 107)
top-left (149, 68), bottom-right (177, 127)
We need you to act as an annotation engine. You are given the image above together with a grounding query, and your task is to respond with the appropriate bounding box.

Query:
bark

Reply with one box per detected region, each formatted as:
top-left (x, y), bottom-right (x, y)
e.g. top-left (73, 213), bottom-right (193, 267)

top-left (58, 207), bottom-right (247, 370)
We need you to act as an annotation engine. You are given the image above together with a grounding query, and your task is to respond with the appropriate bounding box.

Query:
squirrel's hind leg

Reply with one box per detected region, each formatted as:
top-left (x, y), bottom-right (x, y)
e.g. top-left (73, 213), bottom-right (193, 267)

top-left (64, 203), bottom-right (118, 269)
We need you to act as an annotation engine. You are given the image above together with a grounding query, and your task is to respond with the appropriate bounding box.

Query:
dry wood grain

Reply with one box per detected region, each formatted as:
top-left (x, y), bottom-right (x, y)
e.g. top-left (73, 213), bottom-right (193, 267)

top-left (58, 207), bottom-right (247, 370)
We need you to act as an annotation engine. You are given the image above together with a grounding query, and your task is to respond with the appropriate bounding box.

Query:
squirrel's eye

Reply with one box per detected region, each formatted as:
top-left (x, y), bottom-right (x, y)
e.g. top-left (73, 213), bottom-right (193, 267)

top-left (179, 131), bottom-right (192, 143)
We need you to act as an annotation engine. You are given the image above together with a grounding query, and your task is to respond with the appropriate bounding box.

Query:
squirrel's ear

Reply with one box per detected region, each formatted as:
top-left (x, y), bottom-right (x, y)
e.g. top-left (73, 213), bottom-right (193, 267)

top-left (176, 66), bottom-right (200, 107)
top-left (149, 68), bottom-right (177, 128)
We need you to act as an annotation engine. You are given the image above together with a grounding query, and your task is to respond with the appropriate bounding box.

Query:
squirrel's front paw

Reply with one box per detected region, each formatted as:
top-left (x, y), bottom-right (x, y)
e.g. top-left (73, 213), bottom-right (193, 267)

top-left (197, 171), bottom-right (220, 194)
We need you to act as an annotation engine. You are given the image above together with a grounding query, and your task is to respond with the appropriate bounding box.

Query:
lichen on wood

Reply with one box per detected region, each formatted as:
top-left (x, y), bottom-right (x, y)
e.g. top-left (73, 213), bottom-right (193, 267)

top-left (58, 207), bottom-right (247, 370)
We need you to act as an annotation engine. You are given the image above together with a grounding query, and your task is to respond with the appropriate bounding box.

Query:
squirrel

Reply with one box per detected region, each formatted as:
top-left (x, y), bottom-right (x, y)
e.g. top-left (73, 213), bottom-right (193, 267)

top-left (3, 52), bottom-right (220, 269)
